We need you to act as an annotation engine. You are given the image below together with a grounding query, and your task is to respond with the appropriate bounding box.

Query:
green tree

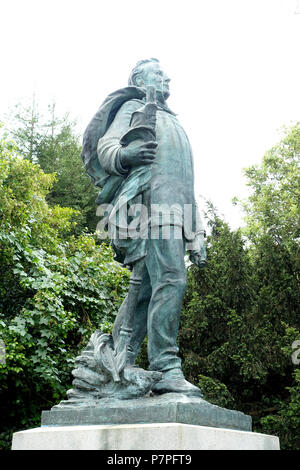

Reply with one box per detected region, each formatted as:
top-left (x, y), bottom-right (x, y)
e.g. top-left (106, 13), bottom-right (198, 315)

top-left (241, 123), bottom-right (300, 246)
top-left (238, 122), bottom-right (300, 449)
top-left (4, 100), bottom-right (99, 234)
top-left (179, 124), bottom-right (300, 449)
top-left (37, 121), bottom-right (99, 234)
top-left (5, 94), bottom-right (43, 163)
top-left (0, 129), bottom-right (129, 449)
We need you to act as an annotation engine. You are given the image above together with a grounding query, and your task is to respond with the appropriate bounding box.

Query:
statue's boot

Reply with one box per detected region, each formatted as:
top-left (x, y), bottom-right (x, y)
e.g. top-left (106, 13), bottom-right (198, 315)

top-left (151, 368), bottom-right (203, 398)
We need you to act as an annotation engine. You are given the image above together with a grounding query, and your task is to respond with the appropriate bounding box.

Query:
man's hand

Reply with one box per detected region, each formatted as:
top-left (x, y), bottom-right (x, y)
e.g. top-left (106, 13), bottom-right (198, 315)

top-left (189, 234), bottom-right (207, 268)
top-left (189, 250), bottom-right (206, 268)
top-left (119, 141), bottom-right (157, 168)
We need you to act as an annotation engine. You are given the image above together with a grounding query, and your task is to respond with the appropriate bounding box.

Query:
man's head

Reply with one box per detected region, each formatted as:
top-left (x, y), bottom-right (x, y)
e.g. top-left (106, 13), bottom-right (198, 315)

top-left (128, 58), bottom-right (171, 100)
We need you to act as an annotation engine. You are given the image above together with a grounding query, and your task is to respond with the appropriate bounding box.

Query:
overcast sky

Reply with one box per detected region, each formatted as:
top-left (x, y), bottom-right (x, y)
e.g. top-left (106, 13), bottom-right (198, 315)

top-left (1, 0), bottom-right (299, 229)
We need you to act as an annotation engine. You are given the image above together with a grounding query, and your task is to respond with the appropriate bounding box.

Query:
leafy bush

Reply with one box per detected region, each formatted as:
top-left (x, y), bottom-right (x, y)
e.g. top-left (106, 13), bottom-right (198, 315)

top-left (179, 124), bottom-right (300, 449)
top-left (0, 131), bottom-right (129, 448)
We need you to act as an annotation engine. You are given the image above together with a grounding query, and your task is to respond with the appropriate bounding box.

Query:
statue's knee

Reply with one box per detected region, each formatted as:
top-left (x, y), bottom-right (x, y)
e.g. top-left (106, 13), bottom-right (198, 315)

top-left (163, 274), bottom-right (186, 294)
top-left (177, 276), bottom-right (187, 294)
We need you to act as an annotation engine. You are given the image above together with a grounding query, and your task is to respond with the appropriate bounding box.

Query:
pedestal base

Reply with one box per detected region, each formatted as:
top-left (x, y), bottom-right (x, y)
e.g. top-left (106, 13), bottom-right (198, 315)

top-left (12, 423), bottom-right (280, 450)
top-left (41, 393), bottom-right (252, 432)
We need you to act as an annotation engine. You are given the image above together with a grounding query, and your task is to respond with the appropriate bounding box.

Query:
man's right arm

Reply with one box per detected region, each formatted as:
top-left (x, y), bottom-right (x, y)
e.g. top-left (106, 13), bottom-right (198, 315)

top-left (97, 100), bottom-right (157, 176)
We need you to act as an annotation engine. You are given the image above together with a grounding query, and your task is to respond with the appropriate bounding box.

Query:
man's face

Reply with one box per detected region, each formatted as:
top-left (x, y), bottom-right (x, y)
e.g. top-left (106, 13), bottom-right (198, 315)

top-left (140, 62), bottom-right (170, 99)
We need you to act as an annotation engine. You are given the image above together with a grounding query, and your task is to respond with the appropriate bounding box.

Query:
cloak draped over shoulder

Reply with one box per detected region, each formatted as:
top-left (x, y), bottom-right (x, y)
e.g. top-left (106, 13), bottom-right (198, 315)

top-left (81, 86), bottom-right (146, 204)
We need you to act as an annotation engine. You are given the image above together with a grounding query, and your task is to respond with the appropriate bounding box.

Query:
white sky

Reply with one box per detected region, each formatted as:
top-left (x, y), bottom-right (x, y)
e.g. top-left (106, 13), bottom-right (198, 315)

top-left (1, 0), bottom-right (299, 229)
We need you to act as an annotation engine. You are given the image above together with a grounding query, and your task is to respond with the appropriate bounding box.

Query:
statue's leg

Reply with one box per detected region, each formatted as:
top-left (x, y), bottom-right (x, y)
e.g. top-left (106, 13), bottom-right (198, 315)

top-left (126, 266), bottom-right (152, 365)
top-left (112, 262), bottom-right (152, 366)
top-left (146, 227), bottom-right (203, 397)
top-left (146, 226), bottom-right (186, 373)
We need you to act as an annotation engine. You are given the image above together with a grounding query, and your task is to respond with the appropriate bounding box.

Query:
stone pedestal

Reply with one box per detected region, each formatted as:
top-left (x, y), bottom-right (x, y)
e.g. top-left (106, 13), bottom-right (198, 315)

top-left (11, 393), bottom-right (280, 450)
top-left (41, 393), bottom-right (252, 431)
top-left (12, 423), bottom-right (280, 450)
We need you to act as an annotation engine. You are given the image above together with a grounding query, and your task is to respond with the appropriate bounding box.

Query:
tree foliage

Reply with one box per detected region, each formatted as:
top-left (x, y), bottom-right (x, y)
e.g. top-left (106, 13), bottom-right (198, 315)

top-left (5, 100), bottom-right (99, 234)
top-left (0, 130), bottom-right (129, 449)
top-left (179, 123), bottom-right (300, 450)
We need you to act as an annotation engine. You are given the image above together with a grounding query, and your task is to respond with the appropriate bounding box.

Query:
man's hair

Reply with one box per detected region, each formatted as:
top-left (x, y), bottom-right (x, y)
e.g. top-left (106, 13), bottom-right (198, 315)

top-left (128, 58), bottom-right (160, 86)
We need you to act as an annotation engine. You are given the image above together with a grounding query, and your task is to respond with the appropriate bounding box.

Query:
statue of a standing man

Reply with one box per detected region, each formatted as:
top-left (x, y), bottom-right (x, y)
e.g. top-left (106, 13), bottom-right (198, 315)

top-left (82, 58), bottom-right (206, 398)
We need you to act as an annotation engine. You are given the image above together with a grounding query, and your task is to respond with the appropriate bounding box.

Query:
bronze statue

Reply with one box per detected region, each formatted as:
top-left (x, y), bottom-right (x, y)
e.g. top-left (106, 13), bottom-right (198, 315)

top-left (69, 58), bottom-right (207, 401)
